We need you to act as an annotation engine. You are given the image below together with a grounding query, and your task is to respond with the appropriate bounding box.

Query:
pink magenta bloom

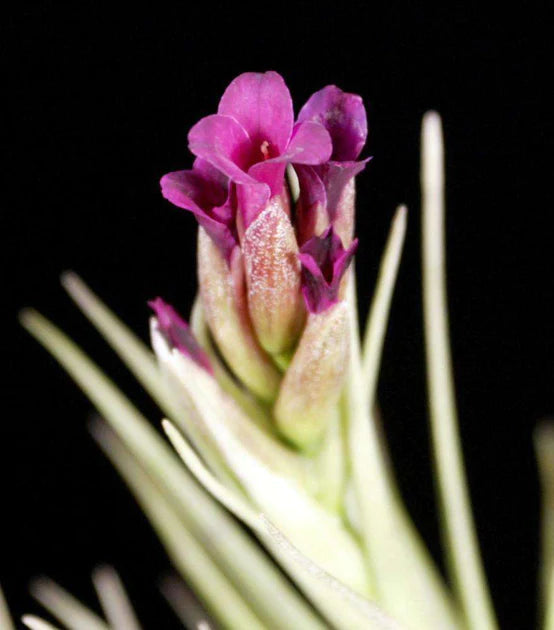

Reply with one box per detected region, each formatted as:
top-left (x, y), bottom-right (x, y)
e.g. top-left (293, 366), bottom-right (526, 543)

top-left (295, 85), bottom-right (369, 235)
top-left (148, 297), bottom-right (213, 373)
top-left (187, 71), bottom-right (333, 227)
top-left (298, 226), bottom-right (358, 314)
top-left (160, 158), bottom-right (237, 262)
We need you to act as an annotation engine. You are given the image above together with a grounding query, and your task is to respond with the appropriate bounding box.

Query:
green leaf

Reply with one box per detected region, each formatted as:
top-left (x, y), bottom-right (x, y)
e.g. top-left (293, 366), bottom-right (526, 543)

top-left (93, 423), bottom-right (267, 630)
top-left (30, 577), bottom-right (109, 630)
top-left (20, 309), bottom-right (324, 630)
top-left (0, 585), bottom-right (15, 630)
top-left (535, 422), bottom-right (554, 630)
top-left (91, 566), bottom-right (142, 630)
top-left (347, 207), bottom-right (462, 630)
top-left (22, 615), bottom-right (63, 630)
top-left (163, 419), bottom-right (406, 630)
top-left (422, 112), bottom-right (497, 630)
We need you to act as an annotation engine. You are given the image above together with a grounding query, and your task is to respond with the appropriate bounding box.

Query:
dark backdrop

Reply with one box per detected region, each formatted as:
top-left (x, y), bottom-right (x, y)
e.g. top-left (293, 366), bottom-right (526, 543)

top-left (2, 4), bottom-right (552, 629)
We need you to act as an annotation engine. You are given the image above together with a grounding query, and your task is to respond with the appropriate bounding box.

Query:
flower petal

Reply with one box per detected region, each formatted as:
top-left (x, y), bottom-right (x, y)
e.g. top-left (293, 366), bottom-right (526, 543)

top-left (235, 182), bottom-right (272, 229)
top-left (298, 85), bottom-right (368, 161)
top-left (285, 121), bottom-right (332, 164)
top-left (294, 166), bottom-right (328, 244)
top-left (188, 114), bottom-right (257, 184)
top-left (160, 169), bottom-right (237, 261)
top-left (247, 122), bottom-right (331, 198)
top-left (299, 227), bottom-right (358, 313)
top-left (319, 159), bottom-right (369, 222)
top-left (218, 71), bottom-right (293, 152)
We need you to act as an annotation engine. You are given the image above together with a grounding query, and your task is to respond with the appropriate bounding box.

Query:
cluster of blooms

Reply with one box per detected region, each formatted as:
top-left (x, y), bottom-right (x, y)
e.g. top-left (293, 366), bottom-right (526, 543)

top-left (21, 73), bottom-right (544, 630)
top-left (153, 71), bottom-right (368, 449)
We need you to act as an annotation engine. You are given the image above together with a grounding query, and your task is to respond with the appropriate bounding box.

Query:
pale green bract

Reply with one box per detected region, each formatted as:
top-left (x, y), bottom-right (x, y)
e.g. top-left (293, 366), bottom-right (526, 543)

top-left (2, 113), bottom-right (551, 630)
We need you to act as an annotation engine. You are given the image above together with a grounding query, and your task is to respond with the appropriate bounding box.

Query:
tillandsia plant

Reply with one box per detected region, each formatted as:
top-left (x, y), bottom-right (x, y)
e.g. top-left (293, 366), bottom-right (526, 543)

top-left (3, 71), bottom-right (553, 630)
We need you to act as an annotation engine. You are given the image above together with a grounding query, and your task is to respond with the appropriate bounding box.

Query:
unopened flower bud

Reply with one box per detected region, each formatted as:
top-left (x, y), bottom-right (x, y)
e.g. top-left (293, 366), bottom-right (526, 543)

top-left (298, 226), bottom-right (358, 314)
top-left (148, 297), bottom-right (212, 374)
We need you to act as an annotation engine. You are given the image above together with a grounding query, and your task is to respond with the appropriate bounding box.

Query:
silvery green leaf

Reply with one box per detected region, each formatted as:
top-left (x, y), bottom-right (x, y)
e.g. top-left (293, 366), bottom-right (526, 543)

top-left (20, 309), bottom-right (324, 630)
top-left (163, 420), bottom-right (404, 630)
top-left (91, 566), bottom-right (142, 630)
top-left (347, 207), bottom-right (462, 630)
top-left (0, 585), bottom-right (15, 630)
top-left (22, 616), bottom-right (62, 630)
top-left (158, 344), bottom-right (371, 598)
top-left (30, 577), bottom-right (109, 630)
top-left (535, 422), bottom-right (554, 630)
top-left (422, 112), bottom-right (497, 629)
top-left (93, 423), bottom-right (267, 630)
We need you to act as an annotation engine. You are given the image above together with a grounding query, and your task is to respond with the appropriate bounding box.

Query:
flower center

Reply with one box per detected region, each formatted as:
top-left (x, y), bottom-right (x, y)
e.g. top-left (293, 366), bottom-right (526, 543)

top-left (260, 140), bottom-right (271, 161)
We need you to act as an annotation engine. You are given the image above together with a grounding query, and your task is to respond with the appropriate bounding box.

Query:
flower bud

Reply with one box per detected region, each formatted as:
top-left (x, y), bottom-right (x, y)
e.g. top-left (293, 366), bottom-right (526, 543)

top-left (241, 196), bottom-right (305, 355)
top-left (197, 227), bottom-right (281, 402)
top-left (148, 297), bottom-right (212, 373)
top-left (294, 166), bottom-right (329, 245)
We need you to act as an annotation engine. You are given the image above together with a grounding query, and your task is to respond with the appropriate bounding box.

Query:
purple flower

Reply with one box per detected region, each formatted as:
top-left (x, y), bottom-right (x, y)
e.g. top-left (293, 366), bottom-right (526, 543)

top-left (160, 158), bottom-right (237, 262)
top-left (297, 85), bottom-right (367, 162)
top-left (187, 71), bottom-right (333, 227)
top-left (298, 226), bottom-right (358, 314)
top-left (295, 86), bottom-right (369, 243)
top-left (148, 297), bottom-right (213, 373)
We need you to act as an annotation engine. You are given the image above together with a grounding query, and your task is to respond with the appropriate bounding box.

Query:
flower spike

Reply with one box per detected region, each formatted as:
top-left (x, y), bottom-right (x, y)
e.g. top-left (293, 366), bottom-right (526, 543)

top-left (148, 297), bottom-right (213, 374)
top-left (298, 226), bottom-right (358, 314)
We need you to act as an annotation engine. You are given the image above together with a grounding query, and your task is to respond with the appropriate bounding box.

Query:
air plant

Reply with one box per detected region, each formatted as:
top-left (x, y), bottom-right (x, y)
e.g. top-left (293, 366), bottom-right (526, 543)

top-left (3, 71), bottom-right (552, 629)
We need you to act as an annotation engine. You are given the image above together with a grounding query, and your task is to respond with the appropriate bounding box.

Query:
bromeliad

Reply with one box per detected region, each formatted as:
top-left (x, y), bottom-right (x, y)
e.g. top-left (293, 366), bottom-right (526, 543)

top-left (11, 72), bottom-right (553, 630)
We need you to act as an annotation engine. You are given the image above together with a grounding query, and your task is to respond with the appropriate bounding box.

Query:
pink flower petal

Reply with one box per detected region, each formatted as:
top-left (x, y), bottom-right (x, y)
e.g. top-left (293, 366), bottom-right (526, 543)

top-left (218, 71), bottom-right (293, 153)
top-left (248, 161), bottom-right (287, 197)
top-left (160, 169), bottom-right (237, 262)
top-left (236, 181), bottom-right (271, 229)
top-left (285, 121), bottom-right (333, 164)
top-left (188, 114), bottom-right (257, 184)
top-left (247, 121), bottom-right (331, 196)
top-left (298, 226), bottom-right (358, 313)
top-left (298, 85), bottom-right (368, 161)
top-left (294, 166), bottom-right (328, 244)
top-left (319, 158), bottom-right (370, 221)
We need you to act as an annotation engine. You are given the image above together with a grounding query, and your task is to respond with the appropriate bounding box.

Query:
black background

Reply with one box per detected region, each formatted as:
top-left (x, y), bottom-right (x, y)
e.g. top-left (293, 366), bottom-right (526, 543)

top-left (2, 3), bottom-right (552, 629)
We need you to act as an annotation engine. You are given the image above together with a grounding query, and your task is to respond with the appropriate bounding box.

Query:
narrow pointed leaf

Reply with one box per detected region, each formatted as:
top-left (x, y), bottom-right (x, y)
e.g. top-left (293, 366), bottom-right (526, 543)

top-left (159, 576), bottom-right (217, 630)
top-left (61, 272), bottom-right (238, 488)
top-left (30, 577), bottom-right (109, 630)
top-left (422, 111), bottom-right (497, 630)
top-left (535, 422), bottom-right (554, 630)
top-left (163, 420), bottom-right (405, 630)
top-left (20, 309), bottom-right (325, 630)
top-left (91, 566), bottom-right (142, 630)
top-left (347, 209), bottom-right (461, 629)
top-left (22, 616), bottom-right (62, 630)
top-left (93, 424), bottom-right (267, 630)
top-left (0, 586), bottom-right (15, 630)
top-left (162, 350), bottom-right (371, 597)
